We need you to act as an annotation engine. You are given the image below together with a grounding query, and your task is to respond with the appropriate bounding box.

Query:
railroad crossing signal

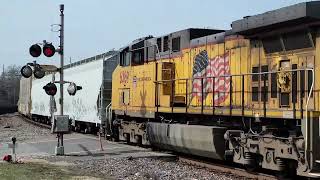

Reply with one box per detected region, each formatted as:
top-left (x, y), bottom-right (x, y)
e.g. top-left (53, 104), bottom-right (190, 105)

top-left (43, 82), bottom-right (57, 96)
top-left (67, 83), bottom-right (82, 96)
top-left (29, 44), bottom-right (42, 57)
top-left (29, 42), bottom-right (56, 58)
top-left (43, 43), bottom-right (56, 57)
top-left (20, 63), bottom-right (45, 79)
top-left (33, 65), bottom-right (45, 79)
top-left (20, 65), bottom-right (33, 78)
top-left (43, 81), bottom-right (82, 96)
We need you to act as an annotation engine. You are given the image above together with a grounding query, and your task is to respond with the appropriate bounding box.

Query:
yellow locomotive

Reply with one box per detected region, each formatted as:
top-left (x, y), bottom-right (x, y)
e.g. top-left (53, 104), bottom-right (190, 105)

top-left (111, 2), bottom-right (320, 177)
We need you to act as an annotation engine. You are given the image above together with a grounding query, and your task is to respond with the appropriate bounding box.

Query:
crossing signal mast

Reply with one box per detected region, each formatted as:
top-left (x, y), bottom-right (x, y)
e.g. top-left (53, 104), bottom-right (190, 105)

top-left (21, 4), bottom-right (82, 156)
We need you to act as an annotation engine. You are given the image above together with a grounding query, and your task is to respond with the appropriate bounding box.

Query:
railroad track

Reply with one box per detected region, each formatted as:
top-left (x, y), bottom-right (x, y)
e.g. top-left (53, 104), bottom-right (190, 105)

top-left (19, 115), bottom-right (51, 129)
top-left (18, 114), bottom-right (294, 179)
top-left (179, 156), bottom-right (279, 180)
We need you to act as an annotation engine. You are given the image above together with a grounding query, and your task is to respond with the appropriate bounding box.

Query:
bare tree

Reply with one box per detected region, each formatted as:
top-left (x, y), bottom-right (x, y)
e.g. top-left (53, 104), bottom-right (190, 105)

top-left (0, 65), bottom-right (21, 106)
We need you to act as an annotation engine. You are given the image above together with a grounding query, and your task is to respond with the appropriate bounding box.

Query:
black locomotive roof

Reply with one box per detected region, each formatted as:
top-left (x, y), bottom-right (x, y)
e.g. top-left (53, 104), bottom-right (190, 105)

top-left (155, 28), bottom-right (225, 40)
top-left (232, 1), bottom-right (320, 35)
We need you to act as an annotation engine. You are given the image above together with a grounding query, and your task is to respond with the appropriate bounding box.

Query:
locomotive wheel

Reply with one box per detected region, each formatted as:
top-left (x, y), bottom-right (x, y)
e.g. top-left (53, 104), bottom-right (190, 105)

top-left (135, 135), bottom-right (142, 146)
top-left (244, 164), bottom-right (258, 172)
top-left (125, 133), bottom-right (130, 143)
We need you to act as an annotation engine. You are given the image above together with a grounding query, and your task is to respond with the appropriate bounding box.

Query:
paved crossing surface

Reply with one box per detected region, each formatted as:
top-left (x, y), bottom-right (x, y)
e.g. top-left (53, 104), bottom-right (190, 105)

top-left (0, 133), bottom-right (171, 158)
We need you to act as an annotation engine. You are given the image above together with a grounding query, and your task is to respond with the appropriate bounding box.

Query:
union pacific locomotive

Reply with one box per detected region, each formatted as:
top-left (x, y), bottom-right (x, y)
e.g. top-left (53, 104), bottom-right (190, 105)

top-left (110, 2), bottom-right (320, 177)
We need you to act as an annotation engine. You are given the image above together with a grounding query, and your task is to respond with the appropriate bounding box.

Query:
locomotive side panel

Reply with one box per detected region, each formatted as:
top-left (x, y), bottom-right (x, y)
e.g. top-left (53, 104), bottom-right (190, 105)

top-left (128, 63), bottom-right (156, 118)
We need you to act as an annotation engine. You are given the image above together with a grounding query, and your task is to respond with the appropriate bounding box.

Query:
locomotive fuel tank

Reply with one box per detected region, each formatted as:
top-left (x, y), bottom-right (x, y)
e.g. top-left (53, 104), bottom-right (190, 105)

top-left (147, 122), bottom-right (227, 160)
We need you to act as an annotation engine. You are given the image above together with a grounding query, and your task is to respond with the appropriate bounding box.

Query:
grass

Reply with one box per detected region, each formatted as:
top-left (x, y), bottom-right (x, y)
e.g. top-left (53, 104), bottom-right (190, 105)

top-left (0, 162), bottom-right (86, 180)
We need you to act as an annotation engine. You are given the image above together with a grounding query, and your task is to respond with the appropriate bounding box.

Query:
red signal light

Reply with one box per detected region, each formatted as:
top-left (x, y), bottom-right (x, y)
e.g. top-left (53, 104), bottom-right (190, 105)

top-left (43, 83), bottom-right (57, 96)
top-left (43, 43), bottom-right (56, 57)
top-left (29, 44), bottom-right (42, 57)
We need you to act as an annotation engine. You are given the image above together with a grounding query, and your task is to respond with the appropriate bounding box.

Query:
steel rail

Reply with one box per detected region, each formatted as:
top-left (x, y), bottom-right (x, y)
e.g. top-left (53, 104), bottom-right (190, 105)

top-left (179, 156), bottom-right (277, 180)
top-left (19, 115), bottom-right (51, 129)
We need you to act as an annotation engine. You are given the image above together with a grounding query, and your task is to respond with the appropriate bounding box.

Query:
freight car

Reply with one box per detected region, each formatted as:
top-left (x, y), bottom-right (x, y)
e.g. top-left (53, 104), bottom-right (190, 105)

top-left (18, 50), bottom-right (118, 133)
top-left (109, 2), bottom-right (320, 177)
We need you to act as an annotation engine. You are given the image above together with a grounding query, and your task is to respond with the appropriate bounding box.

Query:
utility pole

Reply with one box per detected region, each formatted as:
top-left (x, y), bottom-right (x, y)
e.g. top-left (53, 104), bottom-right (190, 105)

top-left (2, 64), bottom-right (4, 78)
top-left (56, 4), bottom-right (65, 155)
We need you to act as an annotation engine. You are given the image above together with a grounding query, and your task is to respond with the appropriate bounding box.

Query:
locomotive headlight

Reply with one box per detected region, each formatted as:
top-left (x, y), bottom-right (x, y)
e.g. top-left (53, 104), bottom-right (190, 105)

top-left (20, 65), bottom-right (33, 78)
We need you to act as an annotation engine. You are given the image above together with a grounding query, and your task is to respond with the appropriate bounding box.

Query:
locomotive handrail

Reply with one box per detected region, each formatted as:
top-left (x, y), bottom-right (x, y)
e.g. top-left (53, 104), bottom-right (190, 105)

top-left (154, 68), bottom-right (315, 163)
top-left (305, 68), bottom-right (314, 167)
top-left (154, 68), bottom-right (314, 82)
top-left (106, 102), bottom-right (112, 133)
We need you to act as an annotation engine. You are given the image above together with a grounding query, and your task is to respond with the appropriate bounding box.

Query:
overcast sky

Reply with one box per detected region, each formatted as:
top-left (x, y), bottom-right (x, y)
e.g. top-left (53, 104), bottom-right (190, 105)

top-left (0, 0), bottom-right (310, 69)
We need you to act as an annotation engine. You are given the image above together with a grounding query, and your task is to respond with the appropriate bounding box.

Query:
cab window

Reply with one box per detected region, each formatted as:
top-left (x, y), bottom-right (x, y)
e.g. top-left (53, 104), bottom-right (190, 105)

top-left (120, 48), bottom-right (130, 67)
top-left (131, 41), bottom-right (145, 65)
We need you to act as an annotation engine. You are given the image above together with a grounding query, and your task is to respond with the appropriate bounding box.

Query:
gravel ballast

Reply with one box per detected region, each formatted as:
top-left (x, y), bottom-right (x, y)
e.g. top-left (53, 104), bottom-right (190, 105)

top-left (43, 155), bottom-right (239, 180)
top-left (0, 113), bottom-right (51, 142)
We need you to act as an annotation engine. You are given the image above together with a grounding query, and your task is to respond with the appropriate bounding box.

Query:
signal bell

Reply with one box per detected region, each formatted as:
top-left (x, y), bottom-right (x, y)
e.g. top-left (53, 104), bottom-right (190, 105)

top-left (43, 43), bottom-right (56, 57)
top-left (43, 83), bottom-right (57, 96)
top-left (29, 44), bottom-right (42, 57)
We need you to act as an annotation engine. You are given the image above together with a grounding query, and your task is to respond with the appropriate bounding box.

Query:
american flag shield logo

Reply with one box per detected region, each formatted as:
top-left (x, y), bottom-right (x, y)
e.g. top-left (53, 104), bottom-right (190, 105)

top-left (191, 50), bottom-right (230, 106)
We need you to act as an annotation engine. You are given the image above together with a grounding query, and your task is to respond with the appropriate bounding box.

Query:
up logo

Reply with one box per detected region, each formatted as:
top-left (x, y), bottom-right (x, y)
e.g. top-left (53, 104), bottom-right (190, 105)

top-left (120, 71), bottom-right (129, 84)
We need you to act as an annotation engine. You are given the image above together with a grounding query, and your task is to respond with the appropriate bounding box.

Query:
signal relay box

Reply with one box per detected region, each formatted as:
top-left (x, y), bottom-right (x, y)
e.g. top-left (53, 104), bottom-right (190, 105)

top-left (52, 115), bottom-right (70, 133)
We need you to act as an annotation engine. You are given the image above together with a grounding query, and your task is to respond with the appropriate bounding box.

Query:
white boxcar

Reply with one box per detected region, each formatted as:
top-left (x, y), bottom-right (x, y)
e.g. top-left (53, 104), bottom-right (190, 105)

top-left (18, 77), bottom-right (32, 116)
top-left (30, 58), bottom-right (104, 123)
top-left (30, 73), bottom-right (54, 117)
top-left (19, 51), bottom-right (118, 132)
top-left (56, 58), bottom-right (104, 124)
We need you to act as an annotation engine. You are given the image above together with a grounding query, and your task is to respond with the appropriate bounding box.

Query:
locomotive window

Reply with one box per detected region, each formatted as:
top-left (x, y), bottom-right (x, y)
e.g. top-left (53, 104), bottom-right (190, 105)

top-left (252, 87), bottom-right (259, 101)
top-left (132, 50), bottom-right (144, 65)
top-left (147, 46), bottom-right (156, 61)
top-left (280, 93), bottom-right (290, 106)
top-left (146, 47), bottom-right (148, 63)
top-left (131, 40), bottom-right (145, 66)
top-left (292, 64), bottom-right (297, 103)
top-left (120, 89), bottom-right (130, 105)
top-left (172, 37), bottom-right (181, 52)
top-left (271, 73), bottom-right (277, 98)
top-left (282, 31), bottom-right (313, 51)
top-left (252, 67), bottom-right (259, 81)
top-left (261, 86), bottom-right (268, 102)
top-left (261, 65), bottom-right (269, 81)
top-left (163, 36), bottom-right (169, 52)
top-left (120, 50), bottom-right (131, 67)
top-left (262, 36), bottom-right (283, 54)
top-left (157, 38), bottom-right (162, 52)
